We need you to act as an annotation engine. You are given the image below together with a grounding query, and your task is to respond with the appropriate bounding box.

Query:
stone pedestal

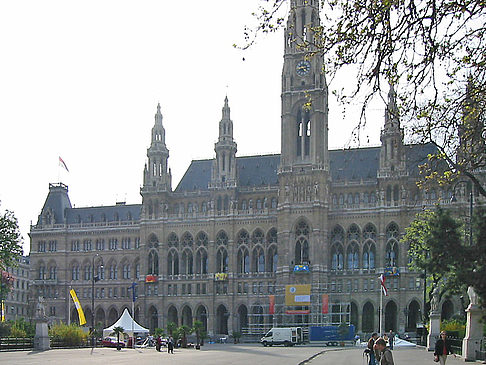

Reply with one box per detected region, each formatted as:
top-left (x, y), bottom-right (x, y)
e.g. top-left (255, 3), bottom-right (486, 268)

top-left (427, 312), bottom-right (441, 351)
top-left (34, 320), bottom-right (50, 351)
top-left (462, 305), bottom-right (483, 361)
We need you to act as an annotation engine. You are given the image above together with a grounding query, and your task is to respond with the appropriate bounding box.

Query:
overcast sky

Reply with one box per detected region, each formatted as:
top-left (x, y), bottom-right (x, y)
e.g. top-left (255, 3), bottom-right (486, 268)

top-left (0, 0), bottom-right (385, 255)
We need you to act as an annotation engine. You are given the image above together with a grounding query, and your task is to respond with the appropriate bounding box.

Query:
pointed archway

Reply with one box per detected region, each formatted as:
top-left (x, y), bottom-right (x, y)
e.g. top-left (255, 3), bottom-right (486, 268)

top-left (384, 301), bottom-right (397, 332)
top-left (216, 304), bottom-right (228, 334)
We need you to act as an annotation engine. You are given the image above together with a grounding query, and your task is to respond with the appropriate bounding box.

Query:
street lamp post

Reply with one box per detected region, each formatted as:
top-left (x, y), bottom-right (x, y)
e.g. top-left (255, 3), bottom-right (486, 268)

top-left (91, 254), bottom-right (103, 349)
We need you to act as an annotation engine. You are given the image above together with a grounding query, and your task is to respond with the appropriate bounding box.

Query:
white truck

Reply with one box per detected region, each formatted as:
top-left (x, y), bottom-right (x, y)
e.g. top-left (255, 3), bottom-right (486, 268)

top-left (260, 327), bottom-right (303, 347)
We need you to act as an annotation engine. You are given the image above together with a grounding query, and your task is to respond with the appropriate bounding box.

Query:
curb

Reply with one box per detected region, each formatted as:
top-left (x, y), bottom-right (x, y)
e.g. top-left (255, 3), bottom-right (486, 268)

top-left (297, 348), bottom-right (345, 365)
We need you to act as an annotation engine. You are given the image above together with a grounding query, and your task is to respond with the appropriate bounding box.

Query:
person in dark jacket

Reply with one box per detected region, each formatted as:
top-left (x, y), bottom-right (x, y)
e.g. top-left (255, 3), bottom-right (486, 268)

top-left (367, 333), bottom-right (379, 365)
top-left (388, 330), bottom-right (394, 349)
top-left (375, 338), bottom-right (394, 365)
top-left (434, 331), bottom-right (456, 365)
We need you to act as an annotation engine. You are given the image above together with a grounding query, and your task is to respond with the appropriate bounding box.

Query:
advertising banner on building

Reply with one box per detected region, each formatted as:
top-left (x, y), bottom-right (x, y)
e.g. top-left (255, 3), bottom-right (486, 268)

top-left (269, 295), bottom-right (275, 315)
top-left (285, 284), bottom-right (311, 306)
top-left (321, 294), bottom-right (329, 314)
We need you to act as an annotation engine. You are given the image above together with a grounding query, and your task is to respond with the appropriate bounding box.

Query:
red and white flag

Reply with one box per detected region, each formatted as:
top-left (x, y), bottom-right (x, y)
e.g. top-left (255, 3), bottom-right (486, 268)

top-left (59, 156), bottom-right (69, 172)
top-left (379, 274), bottom-right (388, 296)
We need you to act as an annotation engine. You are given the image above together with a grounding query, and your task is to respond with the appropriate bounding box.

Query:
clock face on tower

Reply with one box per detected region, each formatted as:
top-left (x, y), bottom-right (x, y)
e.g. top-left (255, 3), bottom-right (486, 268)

top-left (296, 60), bottom-right (311, 76)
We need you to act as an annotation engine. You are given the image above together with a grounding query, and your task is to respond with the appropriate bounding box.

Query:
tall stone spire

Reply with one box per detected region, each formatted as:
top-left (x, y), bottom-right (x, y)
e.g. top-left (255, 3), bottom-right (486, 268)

top-left (379, 83), bottom-right (405, 175)
top-left (210, 96), bottom-right (237, 188)
top-left (143, 103), bottom-right (171, 192)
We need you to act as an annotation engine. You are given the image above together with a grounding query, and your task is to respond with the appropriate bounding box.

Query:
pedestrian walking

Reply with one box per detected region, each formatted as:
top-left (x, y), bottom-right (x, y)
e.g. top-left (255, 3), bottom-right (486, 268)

top-left (168, 336), bottom-right (174, 354)
top-left (367, 333), bottom-right (379, 365)
top-left (434, 331), bottom-right (456, 365)
top-left (156, 336), bottom-right (162, 352)
top-left (375, 338), bottom-right (394, 365)
top-left (388, 330), bottom-right (394, 350)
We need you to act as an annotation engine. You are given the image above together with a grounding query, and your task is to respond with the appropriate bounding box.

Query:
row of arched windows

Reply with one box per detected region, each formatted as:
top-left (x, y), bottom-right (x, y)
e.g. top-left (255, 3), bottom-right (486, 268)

top-left (146, 228), bottom-right (278, 276)
top-left (332, 192), bottom-right (377, 207)
top-left (170, 197), bottom-right (278, 215)
top-left (67, 259), bottom-right (140, 282)
top-left (292, 220), bottom-right (402, 270)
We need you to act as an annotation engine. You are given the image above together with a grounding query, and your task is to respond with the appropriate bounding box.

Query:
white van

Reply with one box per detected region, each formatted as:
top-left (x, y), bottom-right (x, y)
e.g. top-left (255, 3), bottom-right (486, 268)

top-left (261, 327), bottom-right (303, 346)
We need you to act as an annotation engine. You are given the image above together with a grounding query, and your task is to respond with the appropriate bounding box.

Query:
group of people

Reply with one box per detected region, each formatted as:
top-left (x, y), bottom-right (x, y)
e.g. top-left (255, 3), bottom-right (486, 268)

top-left (366, 331), bottom-right (395, 365)
top-left (366, 330), bottom-right (455, 365)
top-left (155, 335), bottom-right (175, 353)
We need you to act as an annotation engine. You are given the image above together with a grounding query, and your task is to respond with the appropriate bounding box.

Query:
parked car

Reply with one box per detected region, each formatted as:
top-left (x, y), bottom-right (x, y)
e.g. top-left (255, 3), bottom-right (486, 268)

top-left (102, 336), bottom-right (126, 348)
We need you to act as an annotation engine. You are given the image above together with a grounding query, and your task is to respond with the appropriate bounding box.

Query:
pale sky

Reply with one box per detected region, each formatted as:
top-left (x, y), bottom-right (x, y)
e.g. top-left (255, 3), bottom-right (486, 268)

top-left (0, 0), bottom-right (385, 255)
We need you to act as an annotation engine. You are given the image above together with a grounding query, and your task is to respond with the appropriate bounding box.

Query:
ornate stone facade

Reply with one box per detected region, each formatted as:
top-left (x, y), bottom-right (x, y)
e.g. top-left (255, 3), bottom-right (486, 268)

top-left (30, 0), bottom-right (465, 337)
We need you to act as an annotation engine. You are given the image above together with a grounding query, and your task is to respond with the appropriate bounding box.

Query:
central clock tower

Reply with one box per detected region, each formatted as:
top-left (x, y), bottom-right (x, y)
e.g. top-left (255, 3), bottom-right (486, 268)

top-left (280, 0), bottom-right (329, 171)
top-left (277, 0), bottom-right (330, 293)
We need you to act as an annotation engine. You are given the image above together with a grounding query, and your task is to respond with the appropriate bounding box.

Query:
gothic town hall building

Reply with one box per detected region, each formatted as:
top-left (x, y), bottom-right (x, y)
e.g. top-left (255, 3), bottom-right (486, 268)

top-left (30, 0), bottom-right (460, 337)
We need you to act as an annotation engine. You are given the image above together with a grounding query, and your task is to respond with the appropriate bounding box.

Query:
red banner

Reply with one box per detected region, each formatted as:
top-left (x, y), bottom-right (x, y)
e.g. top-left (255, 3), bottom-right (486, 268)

top-left (145, 275), bottom-right (158, 283)
top-left (322, 294), bottom-right (329, 314)
top-left (269, 295), bottom-right (275, 315)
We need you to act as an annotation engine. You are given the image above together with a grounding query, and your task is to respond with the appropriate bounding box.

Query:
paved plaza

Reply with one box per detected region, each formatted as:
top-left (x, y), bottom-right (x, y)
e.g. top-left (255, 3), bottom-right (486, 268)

top-left (0, 344), bottom-right (475, 365)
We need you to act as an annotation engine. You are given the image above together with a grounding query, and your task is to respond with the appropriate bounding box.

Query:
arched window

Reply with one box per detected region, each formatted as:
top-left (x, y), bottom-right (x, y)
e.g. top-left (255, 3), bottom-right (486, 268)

top-left (294, 220), bottom-right (310, 265)
top-left (237, 247), bottom-right (250, 273)
top-left (253, 246), bottom-right (265, 273)
top-left (370, 192), bottom-right (377, 204)
top-left (296, 107), bottom-right (311, 157)
top-left (363, 223), bottom-right (377, 240)
top-left (167, 233), bottom-right (179, 248)
top-left (217, 196), bottom-right (222, 211)
top-left (354, 193), bottom-right (360, 204)
top-left (386, 223), bottom-right (400, 267)
top-left (241, 200), bottom-right (247, 210)
top-left (339, 194), bottom-right (344, 206)
top-left (268, 246), bottom-right (278, 272)
top-left (167, 250), bottom-right (179, 276)
top-left (216, 247), bottom-right (228, 273)
top-left (363, 192), bottom-right (369, 204)
top-left (295, 237), bottom-right (309, 265)
top-left (237, 230), bottom-right (250, 245)
top-left (251, 229), bottom-right (265, 245)
top-left (271, 197), bottom-right (277, 209)
top-left (347, 224), bottom-right (361, 242)
top-left (196, 232), bottom-right (208, 247)
top-left (216, 231), bottom-right (228, 246)
top-left (346, 242), bottom-right (359, 269)
top-left (386, 185), bottom-right (392, 202)
top-left (181, 232), bottom-right (194, 247)
top-left (181, 249), bottom-right (193, 275)
top-left (195, 248), bottom-right (208, 274)
top-left (148, 251), bottom-right (159, 275)
top-left (347, 193), bottom-right (353, 205)
top-left (256, 199), bottom-right (262, 210)
top-left (363, 241), bottom-right (376, 269)
top-left (393, 185), bottom-right (400, 202)
top-left (332, 194), bottom-right (338, 206)
top-left (266, 228), bottom-right (277, 244)
top-left (331, 244), bottom-right (344, 270)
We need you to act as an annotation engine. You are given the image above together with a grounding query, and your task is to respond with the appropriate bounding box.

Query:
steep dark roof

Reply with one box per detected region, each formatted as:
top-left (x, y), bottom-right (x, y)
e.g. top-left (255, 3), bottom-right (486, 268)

top-left (174, 154), bottom-right (280, 192)
top-left (175, 144), bottom-right (435, 192)
top-left (329, 147), bottom-right (380, 182)
top-left (65, 204), bottom-right (141, 224)
top-left (37, 183), bottom-right (72, 224)
top-left (37, 183), bottom-right (141, 225)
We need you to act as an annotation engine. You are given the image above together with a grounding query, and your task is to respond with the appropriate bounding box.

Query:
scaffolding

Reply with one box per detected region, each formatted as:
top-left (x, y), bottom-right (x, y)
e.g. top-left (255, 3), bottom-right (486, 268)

top-left (242, 283), bottom-right (351, 337)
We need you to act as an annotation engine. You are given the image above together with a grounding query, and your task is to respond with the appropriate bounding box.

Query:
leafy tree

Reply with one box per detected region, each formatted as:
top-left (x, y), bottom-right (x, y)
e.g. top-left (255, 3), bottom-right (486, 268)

top-left (177, 325), bottom-right (192, 348)
top-left (404, 206), bottom-right (486, 316)
top-left (0, 204), bottom-right (23, 271)
top-left (167, 321), bottom-right (177, 337)
top-left (154, 327), bottom-right (165, 338)
top-left (243, 0), bottom-right (486, 197)
top-left (112, 326), bottom-right (124, 350)
top-left (193, 320), bottom-right (204, 348)
top-left (404, 208), bottom-right (463, 319)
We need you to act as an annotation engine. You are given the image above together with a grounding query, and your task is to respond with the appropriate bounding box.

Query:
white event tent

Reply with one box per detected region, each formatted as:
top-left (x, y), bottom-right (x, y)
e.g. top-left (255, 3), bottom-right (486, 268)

top-left (103, 308), bottom-right (149, 338)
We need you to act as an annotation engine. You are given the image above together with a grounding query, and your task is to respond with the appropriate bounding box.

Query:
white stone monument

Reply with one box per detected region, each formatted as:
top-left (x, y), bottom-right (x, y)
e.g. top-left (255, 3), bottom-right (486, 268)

top-left (462, 286), bottom-right (483, 361)
top-left (427, 287), bottom-right (441, 351)
top-left (34, 297), bottom-right (50, 351)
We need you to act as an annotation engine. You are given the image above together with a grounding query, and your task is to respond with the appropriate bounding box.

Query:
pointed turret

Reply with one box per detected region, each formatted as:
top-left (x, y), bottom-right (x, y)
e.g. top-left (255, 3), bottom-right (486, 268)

top-left (143, 103), bottom-right (171, 192)
top-left (379, 83), bottom-right (405, 175)
top-left (210, 96), bottom-right (237, 188)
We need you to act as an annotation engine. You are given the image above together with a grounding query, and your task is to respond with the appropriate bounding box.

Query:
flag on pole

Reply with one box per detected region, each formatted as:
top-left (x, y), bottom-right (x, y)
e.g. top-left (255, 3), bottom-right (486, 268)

top-left (59, 156), bottom-right (69, 172)
top-left (1, 301), bottom-right (5, 322)
top-left (379, 274), bottom-right (389, 296)
top-left (70, 289), bottom-right (86, 325)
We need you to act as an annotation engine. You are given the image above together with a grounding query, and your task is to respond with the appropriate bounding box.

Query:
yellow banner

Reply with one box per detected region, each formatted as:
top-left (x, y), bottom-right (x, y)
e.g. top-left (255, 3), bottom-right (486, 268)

top-left (70, 289), bottom-right (86, 325)
top-left (1, 301), bottom-right (4, 322)
top-left (285, 284), bottom-right (311, 306)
